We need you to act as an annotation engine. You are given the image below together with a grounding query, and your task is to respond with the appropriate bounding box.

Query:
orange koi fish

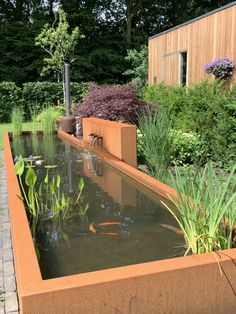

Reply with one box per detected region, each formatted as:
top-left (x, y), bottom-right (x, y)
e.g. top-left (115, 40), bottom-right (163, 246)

top-left (160, 224), bottom-right (184, 236)
top-left (103, 232), bottom-right (119, 237)
top-left (88, 223), bottom-right (97, 234)
top-left (96, 221), bottom-right (121, 227)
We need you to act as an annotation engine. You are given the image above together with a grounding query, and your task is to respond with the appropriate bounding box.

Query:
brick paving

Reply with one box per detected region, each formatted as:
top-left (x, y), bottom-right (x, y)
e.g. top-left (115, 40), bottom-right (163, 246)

top-left (0, 151), bottom-right (19, 314)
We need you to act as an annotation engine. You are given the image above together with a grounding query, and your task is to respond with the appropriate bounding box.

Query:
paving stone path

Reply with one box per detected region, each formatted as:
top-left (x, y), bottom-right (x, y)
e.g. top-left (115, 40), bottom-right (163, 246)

top-left (0, 151), bottom-right (19, 314)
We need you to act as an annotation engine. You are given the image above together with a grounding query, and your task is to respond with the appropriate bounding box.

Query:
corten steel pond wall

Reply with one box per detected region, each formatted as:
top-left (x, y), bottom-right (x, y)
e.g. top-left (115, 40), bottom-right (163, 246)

top-left (4, 130), bottom-right (236, 314)
top-left (82, 117), bottom-right (137, 168)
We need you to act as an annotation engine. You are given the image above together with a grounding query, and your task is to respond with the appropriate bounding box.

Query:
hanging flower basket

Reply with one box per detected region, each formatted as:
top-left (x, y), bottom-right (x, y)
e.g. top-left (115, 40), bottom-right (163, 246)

top-left (204, 57), bottom-right (235, 79)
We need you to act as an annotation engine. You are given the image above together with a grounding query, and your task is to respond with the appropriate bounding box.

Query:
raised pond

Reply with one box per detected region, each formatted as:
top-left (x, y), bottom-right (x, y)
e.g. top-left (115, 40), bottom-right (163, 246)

top-left (12, 134), bottom-right (184, 279)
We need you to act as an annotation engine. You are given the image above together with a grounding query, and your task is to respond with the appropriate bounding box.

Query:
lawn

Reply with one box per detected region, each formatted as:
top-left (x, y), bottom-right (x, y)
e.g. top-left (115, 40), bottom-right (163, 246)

top-left (0, 122), bottom-right (43, 150)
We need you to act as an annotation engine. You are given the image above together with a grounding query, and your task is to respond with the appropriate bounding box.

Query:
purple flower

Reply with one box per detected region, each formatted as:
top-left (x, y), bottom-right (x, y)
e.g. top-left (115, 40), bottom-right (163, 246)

top-left (204, 57), bottom-right (235, 78)
top-left (14, 156), bottom-right (19, 162)
top-left (28, 155), bottom-right (34, 161)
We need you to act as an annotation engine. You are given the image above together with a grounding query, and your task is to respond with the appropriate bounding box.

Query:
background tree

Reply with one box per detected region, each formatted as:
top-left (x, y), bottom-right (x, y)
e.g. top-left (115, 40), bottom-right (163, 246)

top-left (35, 8), bottom-right (84, 99)
top-left (0, 0), bottom-right (233, 85)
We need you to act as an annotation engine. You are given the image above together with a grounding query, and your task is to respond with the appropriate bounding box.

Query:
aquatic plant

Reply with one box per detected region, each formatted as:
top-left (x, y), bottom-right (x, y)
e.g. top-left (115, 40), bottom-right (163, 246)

top-left (14, 156), bottom-right (88, 220)
top-left (163, 163), bottom-right (236, 255)
top-left (138, 108), bottom-right (173, 182)
top-left (11, 107), bottom-right (23, 136)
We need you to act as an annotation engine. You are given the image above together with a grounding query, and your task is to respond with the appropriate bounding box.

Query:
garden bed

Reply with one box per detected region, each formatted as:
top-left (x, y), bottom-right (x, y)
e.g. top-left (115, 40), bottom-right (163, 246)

top-left (4, 130), bottom-right (236, 314)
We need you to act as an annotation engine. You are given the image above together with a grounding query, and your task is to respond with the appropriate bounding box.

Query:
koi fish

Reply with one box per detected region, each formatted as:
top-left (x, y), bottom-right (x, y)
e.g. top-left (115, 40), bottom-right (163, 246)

top-left (159, 224), bottom-right (184, 235)
top-left (88, 223), bottom-right (97, 234)
top-left (103, 232), bottom-right (119, 237)
top-left (96, 221), bottom-right (121, 227)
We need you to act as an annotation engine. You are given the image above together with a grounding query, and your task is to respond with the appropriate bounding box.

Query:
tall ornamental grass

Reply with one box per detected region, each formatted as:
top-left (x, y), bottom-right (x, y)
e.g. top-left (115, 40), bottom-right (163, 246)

top-left (42, 107), bottom-right (55, 135)
top-left (163, 163), bottom-right (236, 255)
top-left (11, 107), bottom-right (23, 136)
top-left (138, 109), bottom-right (173, 181)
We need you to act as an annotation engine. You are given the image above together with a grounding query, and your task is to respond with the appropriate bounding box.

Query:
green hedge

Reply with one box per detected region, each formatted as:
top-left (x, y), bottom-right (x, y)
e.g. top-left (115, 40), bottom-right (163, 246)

top-left (143, 80), bottom-right (236, 166)
top-left (0, 81), bottom-right (88, 122)
top-left (0, 82), bottom-right (22, 122)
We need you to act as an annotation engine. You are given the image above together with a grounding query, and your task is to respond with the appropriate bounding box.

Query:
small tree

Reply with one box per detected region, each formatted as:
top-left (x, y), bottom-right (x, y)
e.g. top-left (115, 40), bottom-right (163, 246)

top-left (35, 9), bottom-right (84, 102)
top-left (124, 45), bottom-right (148, 91)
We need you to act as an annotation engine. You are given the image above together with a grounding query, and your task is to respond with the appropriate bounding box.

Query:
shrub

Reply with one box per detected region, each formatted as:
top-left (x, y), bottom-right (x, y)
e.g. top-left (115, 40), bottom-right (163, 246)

top-left (143, 80), bottom-right (236, 166)
top-left (76, 83), bottom-right (148, 132)
top-left (0, 82), bottom-right (21, 122)
top-left (123, 45), bottom-right (148, 91)
top-left (23, 81), bottom-right (88, 120)
top-left (171, 130), bottom-right (206, 166)
top-left (22, 82), bottom-right (62, 119)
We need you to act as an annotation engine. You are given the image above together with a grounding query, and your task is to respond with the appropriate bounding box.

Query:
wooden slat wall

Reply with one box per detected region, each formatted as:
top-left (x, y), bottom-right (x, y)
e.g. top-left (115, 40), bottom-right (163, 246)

top-left (148, 5), bottom-right (236, 85)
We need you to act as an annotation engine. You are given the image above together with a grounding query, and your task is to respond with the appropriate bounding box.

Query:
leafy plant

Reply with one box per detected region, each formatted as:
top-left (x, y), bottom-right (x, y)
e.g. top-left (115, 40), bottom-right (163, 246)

top-left (171, 130), bottom-right (206, 165)
top-left (124, 45), bottom-right (148, 91)
top-left (11, 107), bottom-right (24, 136)
top-left (22, 82), bottom-right (88, 120)
top-left (14, 156), bottom-right (88, 220)
top-left (163, 163), bottom-right (236, 255)
top-left (142, 80), bottom-right (236, 167)
top-left (76, 83), bottom-right (148, 134)
top-left (138, 108), bottom-right (173, 181)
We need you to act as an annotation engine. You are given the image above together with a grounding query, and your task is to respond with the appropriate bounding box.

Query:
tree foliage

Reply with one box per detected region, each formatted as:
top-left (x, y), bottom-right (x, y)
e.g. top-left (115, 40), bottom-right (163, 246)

top-left (35, 9), bottom-right (84, 79)
top-left (0, 0), bottom-right (233, 84)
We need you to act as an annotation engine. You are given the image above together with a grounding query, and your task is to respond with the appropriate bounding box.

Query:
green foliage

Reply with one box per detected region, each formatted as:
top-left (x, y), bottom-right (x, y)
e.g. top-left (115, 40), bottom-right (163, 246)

top-left (0, 82), bottom-right (21, 123)
top-left (23, 82), bottom-right (62, 119)
top-left (143, 80), bottom-right (236, 166)
top-left (11, 107), bottom-right (24, 136)
top-left (0, 81), bottom-right (89, 122)
top-left (40, 107), bottom-right (56, 135)
top-left (35, 9), bottom-right (84, 79)
top-left (138, 109), bottom-right (173, 181)
top-left (124, 45), bottom-right (148, 90)
top-left (14, 156), bottom-right (88, 220)
top-left (163, 163), bottom-right (236, 255)
top-left (36, 106), bottom-right (64, 123)
top-left (171, 130), bottom-right (206, 166)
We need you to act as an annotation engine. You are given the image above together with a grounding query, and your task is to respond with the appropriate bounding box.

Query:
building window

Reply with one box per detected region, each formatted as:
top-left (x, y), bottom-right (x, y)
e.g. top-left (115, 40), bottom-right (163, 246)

top-left (179, 51), bottom-right (187, 86)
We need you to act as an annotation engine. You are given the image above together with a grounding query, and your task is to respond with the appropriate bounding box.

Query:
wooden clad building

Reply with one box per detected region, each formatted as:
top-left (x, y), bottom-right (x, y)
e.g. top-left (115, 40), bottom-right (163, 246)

top-left (148, 1), bottom-right (236, 86)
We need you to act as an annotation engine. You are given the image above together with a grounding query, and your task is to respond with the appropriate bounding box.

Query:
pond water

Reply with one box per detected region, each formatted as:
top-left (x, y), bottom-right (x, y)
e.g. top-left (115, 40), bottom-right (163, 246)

top-left (12, 134), bottom-right (184, 279)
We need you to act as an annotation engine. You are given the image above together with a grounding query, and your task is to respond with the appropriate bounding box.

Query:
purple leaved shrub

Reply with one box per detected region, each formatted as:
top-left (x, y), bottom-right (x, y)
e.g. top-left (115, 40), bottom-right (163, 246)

top-left (75, 83), bottom-right (149, 134)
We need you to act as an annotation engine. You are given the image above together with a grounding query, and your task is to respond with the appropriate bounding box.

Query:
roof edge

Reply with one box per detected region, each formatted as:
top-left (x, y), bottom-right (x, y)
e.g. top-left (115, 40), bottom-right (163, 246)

top-left (149, 1), bottom-right (236, 40)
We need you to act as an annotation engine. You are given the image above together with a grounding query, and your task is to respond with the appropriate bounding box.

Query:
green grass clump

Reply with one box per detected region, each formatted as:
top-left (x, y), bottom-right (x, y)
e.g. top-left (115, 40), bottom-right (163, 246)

top-left (163, 163), bottom-right (236, 255)
top-left (11, 107), bottom-right (24, 136)
top-left (138, 108), bottom-right (173, 182)
top-left (41, 107), bottom-right (56, 135)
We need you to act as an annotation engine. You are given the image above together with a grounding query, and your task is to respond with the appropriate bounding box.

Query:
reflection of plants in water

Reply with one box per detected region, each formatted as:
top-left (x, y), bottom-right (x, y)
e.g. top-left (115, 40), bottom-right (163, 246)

top-left (12, 136), bottom-right (25, 158)
top-left (14, 156), bottom-right (88, 220)
top-left (32, 134), bottom-right (40, 156)
top-left (43, 135), bottom-right (55, 164)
